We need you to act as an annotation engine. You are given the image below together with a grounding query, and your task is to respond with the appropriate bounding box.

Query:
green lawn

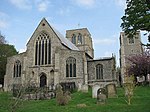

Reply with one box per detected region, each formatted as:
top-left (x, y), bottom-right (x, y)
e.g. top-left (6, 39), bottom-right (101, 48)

top-left (0, 86), bottom-right (150, 112)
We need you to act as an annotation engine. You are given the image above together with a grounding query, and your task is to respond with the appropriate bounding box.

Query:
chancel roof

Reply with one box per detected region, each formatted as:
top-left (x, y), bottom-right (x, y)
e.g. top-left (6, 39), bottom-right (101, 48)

top-left (52, 26), bottom-right (79, 51)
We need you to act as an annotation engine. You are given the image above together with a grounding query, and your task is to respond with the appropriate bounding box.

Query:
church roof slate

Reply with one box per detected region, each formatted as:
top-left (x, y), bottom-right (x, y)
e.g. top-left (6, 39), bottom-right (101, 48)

top-left (52, 26), bottom-right (79, 51)
top-left (88, 57), bottom-right (114, 62)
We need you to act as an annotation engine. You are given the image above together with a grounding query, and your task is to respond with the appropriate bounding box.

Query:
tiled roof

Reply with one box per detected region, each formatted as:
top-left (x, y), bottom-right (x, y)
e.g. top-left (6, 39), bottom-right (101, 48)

top-left (52, 27), bottom-right (79, 51)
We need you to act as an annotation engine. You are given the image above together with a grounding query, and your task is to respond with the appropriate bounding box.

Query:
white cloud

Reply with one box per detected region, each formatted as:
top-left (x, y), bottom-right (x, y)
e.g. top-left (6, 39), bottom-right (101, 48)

top-left (0, 21), bottom-right (8, 29)
top-left (73, 0), bottom-right (96, 8)
top-left (9, 0), bottom-right (50, 12)
top-left (58, 8), bottom-right (71, 16)
top-left (93, 38), bottom-right (116, 45)
top-left (104, 51), bottom-right (113, 57)
top-left (9, 0), bottom-right (32, 10)
top-left (114, 0), bottom-right (126, 9)
top-left (0, 12), bottom-right (9, 29)
top-left (37, 0), bottom-right (50, 12)
top-left (19, 48), bottom-right (26, 53)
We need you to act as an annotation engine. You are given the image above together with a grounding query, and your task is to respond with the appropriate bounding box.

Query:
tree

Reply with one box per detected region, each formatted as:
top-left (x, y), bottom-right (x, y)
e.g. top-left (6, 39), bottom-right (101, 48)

top-left (0, 44), bottom-right (18, 85)
top-left (124, 75), bottom-right (135, 105)
top-left (0, 32), bottom-right (7, 44)
top-left (121, 0), bottom-right (150, 42)
top-left (126, 50), bottom-right (150, 80)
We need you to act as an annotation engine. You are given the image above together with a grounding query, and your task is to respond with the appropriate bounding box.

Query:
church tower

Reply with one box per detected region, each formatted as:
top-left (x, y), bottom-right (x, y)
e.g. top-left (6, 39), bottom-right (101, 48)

top-left (66, 28), bottom-right (94, 59)
top-left (119, 31), bottom-right (143, 82)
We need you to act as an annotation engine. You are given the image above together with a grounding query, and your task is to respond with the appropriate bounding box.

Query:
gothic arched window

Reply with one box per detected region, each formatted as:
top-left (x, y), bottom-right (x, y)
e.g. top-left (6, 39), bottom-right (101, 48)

top-left (78, 33), bottom-right (82, 44)
top-left (66, 57), bottom-right (76, 77)
top-left (96, 64), bottom-right (103, 79)
top-left (35, 31), bottom-right (51, 65)
top-left (72, 34), bottom-right (76, 45)
top-left (13, 60), bottom-right (21, 77)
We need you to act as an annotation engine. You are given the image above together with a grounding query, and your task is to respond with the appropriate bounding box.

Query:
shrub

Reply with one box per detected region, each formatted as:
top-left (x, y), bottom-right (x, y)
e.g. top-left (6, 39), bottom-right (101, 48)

top-left (56, 85), bottom-right (71, 106)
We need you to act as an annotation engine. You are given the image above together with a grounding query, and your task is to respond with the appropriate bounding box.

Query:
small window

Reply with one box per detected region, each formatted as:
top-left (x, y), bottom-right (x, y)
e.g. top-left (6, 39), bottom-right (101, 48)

top-left (128, 37), bottom-right (134, 44)
top-left (13, 60), bottom-right (21, 78)
top-left (72, 34), bottom-right (76, 44)
top-left (78, 33), bottom-right (82, 44)
top-left (66, 57), bottom-right (76, 77)
top-left (96, 64), bottom-right (103, 79)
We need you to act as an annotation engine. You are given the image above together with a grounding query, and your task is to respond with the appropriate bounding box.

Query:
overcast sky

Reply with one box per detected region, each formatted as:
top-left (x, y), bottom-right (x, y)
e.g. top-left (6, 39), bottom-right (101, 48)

top-left (0, 0), bottom-right (148, 66)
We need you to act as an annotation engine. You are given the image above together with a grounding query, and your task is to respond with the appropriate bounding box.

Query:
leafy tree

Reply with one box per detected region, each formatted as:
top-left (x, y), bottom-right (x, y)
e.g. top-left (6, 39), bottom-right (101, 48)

top-left (121, 0), bottom-right (150, 42)
top-left (0, 32), bottom-right (7, 44)
top-left (0, 44), bottom-right (18, 85)
top-left (126, 50), bottom-right (150, 80)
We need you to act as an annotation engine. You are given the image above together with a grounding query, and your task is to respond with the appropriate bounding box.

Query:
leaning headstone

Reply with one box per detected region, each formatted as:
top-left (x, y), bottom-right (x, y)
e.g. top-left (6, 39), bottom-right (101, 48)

top-left (106, 83), bottom-right (117, 98)
top-left (97, 88), bottom-right (107, 104)
top-left (92, 84), bottom-right (100, 98)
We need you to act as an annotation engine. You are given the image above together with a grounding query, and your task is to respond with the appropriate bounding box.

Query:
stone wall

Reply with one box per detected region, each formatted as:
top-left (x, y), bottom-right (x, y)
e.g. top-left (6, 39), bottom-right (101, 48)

top-left (87, 57), bottom-right (116, 86)
top-left (58, 49), bottom-right (85, 87)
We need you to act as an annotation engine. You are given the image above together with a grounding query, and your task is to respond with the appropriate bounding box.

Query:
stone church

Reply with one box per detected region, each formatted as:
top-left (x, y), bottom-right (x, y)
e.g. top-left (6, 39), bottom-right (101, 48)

top-left (4, 18), bottom-right (116, 91)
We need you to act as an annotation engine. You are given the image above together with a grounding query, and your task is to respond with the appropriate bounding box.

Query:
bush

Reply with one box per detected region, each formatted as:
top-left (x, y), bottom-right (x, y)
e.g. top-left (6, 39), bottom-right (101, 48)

top-left (56, 85), bottom-right (71, 106)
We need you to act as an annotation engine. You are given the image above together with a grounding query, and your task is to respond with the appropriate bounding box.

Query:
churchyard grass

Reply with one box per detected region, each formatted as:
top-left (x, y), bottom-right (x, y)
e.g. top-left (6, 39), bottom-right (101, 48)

top-left (0, 86), bottom-right (150, 112)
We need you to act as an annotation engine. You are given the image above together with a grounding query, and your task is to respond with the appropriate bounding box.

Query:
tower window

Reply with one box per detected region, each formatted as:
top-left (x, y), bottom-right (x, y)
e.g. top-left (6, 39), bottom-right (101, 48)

top-left (128, 37), bottom-right (134, 44)
top-left (78, 33), bottom-right (82, 44)
top-left (35, 31), bottom-right (51, 65)
top-left (66, 57), bottom-right (76, 77)
top-left (72, 34), bottom-right (76, 45)
top-left (96, 64), bottom-right (103, 79)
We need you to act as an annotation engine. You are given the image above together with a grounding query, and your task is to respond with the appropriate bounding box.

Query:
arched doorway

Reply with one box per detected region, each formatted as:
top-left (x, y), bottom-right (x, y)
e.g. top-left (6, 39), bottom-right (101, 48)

top-left (40, 73), bottom-right (47, 87)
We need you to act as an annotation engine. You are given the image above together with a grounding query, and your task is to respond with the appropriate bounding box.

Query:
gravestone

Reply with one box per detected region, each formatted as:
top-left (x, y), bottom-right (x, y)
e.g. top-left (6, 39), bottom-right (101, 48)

top-left (97, 88), bottom-right (107, 104)
top-left (0, 84), bottom-right (3, 92)
top-left (81, 84), bottom-right (88, 93)
top-left (106, 83), bottom-right (117, 98)
top-left (92, 84), bottom-right (100, 98)
top-left (147, 74), bottom-right (150, 86)
top-left (137, 76), bottom-right (145, 85)
top-left (77, 82), bottom-right (82, 91)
